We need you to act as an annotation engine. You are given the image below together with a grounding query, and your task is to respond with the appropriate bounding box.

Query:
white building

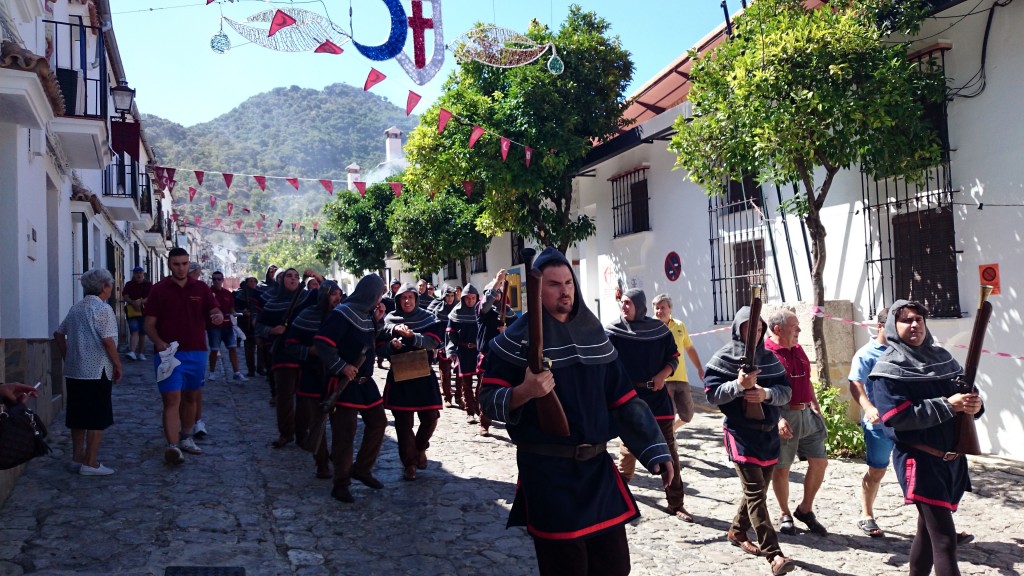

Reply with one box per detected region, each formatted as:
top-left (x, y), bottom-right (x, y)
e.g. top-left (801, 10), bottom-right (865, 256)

top-left (570, 0), bottom-right (1024, 459)
top-left (0, 0), bottom-right (173, 499)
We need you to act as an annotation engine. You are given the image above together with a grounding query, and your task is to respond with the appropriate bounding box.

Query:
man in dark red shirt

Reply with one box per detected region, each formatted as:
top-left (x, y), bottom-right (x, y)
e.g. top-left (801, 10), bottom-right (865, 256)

top-left (207, 271), bottom-right (246, 382)
top-left (764, 309), bottom-right (829, 537)
top-left (144, 247), bottom-right (223, 465)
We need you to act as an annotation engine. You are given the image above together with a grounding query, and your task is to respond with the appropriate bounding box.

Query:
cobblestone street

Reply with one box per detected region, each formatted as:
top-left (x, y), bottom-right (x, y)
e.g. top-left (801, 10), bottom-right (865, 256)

top-left (1, 357), bottom-right (1022, 575)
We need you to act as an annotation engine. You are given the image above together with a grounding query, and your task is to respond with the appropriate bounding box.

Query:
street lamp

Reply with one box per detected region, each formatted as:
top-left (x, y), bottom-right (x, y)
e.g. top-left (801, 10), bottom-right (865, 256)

top-left (111, 80), bottom-right (135, 120)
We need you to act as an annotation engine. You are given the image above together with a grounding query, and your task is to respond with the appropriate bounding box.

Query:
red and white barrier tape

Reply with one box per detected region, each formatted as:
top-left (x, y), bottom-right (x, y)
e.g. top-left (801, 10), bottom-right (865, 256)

top-left (688, 326), bottom-right (732, 338)
top-left (810, 307), bottom-right (1024, 362)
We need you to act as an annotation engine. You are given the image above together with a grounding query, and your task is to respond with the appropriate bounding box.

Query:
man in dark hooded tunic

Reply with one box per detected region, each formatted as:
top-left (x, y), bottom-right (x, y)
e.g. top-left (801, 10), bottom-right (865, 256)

top-left (606, 288), bottom-right (691, 522)
top-left (383, 283), bottom-right (445, 481)
top-left (282, 280), bottom-right (342, 480)
top-left (254, 265), bottom-right (278, 376)
top-left (416, 278), bottom-right (435, 310)
top-left (871, 300), bottom-right (983, 576)
top-left (446, 284), bottom-right (481, 418)
top-left (314, 274), bottom-right (389, 503)
top-left (480, 247), bottom-right (673, 576)
top-left (428, 284), bottom-right (459, 406)
top-left (476, 272), bottom-right (516, 437)
top-left (704, 306), bottom-right (795, 575)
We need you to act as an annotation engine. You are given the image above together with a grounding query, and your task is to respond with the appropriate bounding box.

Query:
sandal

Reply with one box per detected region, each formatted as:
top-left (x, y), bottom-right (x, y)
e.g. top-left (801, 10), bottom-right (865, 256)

top-left (857, 518), bottom-right (884, 538)
top-left (956, 532), bottom-right (974, 546)
top-left (779, 514), bottom-right (796, 535)
top-left (794, 507), bottom-right (829, 535)
top-left (727, 531), bottom-right (762, 556)
top-left (770, 556), bottom-right (796, 575)
top-left (671, 507), bottom-right (695, 523)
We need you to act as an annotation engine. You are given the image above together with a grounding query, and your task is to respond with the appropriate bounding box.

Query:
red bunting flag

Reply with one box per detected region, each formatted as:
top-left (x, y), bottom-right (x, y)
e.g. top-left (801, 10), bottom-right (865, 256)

top-left (256, 221), bottom-right (263, 230)
top-left (242, 207), bottom-right (251, 214)
top-left (261, 213), bottom-right (267, 221)
top-left (268, 9), bottom-right (297, 37)
top-left (500, 137), bottom-right (511, 161)
top-left (468, 125), bottom-right (485, 148)
top-left (437, 108), bottom-right (452, 134)
top-left (194, 170), bottom-right (204, 186)
top-left (390, 182), bottom-right (403, 198)
top-left (429, 190), bottom-right (436, 200)
top-left (214, 218), bottom-right (222, 227)
top-left (314, 40), bottom-right (343, 54)
top-left (462, 180), bottom-right (474, 197)
top-left (227, 202), bottom-right (234, 216)
top-left (235, 219), bottom-right (243, 229)
top-left (286, 178), bottom-right (299, 190)
top-left (406, 91), bottom-right (422, 116)
top-left (320, 180), bottom-right (333, 194)
top-left (275, 219), bottom-right (283, 230)
top-left (354, 181), bottom-right (367, 197)
top-left (194, 215), bottom-right (201, 226)
top-left (254, 175), bottom-right (266, 191)
top-left (168, 180), bottom-right (177, 193)
top-left (223, 173), bottom-right (233, 189)
top-left (172, 212), bottom-right (179, 222)
top-left (364, 68), bottom-right (386, 91)
top-left (165, 168), bottom-right (176, 183)
top-left (525, 147), bottom-right (533, 168)
top-left (188, 186), bottom-right (197, 202)
top-left (209, 196), bottom-right (216, 208)
top-left (206, 0), bottom-right (214, 4)
top-left (155, 166), bottom-right (167, 184)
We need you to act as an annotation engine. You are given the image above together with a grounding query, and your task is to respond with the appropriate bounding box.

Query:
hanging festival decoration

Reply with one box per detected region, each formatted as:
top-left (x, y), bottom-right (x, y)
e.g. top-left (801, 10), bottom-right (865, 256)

top-left (468, 125), bottom-right (485, 148)
top-left (450, 24), bottom-right (562, 75)
top-left (188, 186), bottom-right (198, 202)
top-left (223, 173), bottom-right (233, 189)
top-left (209, 196), bottom-right (216, 208)
top-left (214, 218), bottom-right (222, 227)
top-left (254, 175), bottom-right (267, 191)
top-left (227, 202), bottom-right (234, 216)
top-left (525, 147), bottom-right (533, 168)
top-left (194, 170), bottom-right (204, 186)
top-left (223, 8), bottom-right (352, 53)
top-left (210, 28), bottom-right (231, 54)
top-left (462, 180), bottom-right (473, 197)
top-left (437, 108), bottom-right (451, 134)
top-left (286, 178), bottom-right (300, 190)
top-left (500, 137), bottom-right (511, 161)
top-left (406, 91), bottom-right (422, 116)
top-left (314, 40), bottom-right (344, 55)
top-left (364, 68), bottom-right (387, 91)
top-left (354, 181), bottom-right (367, 197)
top-left (390, 182), bottom-right (403, 197)
top-left (393, 0), bottom-right (445, 85)
top-left (320, 180), bottom-right (334, 195)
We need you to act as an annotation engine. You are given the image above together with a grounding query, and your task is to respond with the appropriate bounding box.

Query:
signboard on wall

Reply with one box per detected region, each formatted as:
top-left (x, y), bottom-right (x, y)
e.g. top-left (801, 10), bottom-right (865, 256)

top-left (979, 263), bottom-right (1001, 295)
top-left (507, 266), bottom-right (523, 312)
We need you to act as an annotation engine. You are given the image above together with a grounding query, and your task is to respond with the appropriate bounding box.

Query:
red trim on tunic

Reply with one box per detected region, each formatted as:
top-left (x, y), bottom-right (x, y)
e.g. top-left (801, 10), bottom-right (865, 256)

top-left (482, 377), bottom-right (511, 388)
top-left (271, 362), bottom-right (301, 370)
top-left (655, 414), bottom-right (676, 421)
top-left (296, 390), bottom-right (320, 399)
top-left (724, 427), bottom-right (779, 467)
top-left (608, 389), bottom-right (637, 409)
top-left (424, 332), bottom-right (443, 344)
top-left (313, 334), bottom-right (336, 347)
top-left (338, 398), bottom-right (384, 410)
top-left (881, 400), bottom-right (912, 422)
top-left (903, 457), bottom-right (959, 511)
top-left (525, 460), bottom-right (638, 540)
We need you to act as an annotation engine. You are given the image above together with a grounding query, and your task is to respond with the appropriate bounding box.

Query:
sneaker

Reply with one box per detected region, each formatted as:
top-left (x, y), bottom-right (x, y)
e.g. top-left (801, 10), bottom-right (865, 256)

top-left (192, 419), bottom-right (208, 439)
top-left (164, 445), bottom-right (185, 465)
top-left (126, 351), bottom-right (137, 361)
top-left (79, 463), bottom-right (115, 476)
top-left (138, 353), bottom-right (147, 361)
top-left (233, 371), bottom-right (248, 382)
top-left (207, 372), bottom-right (219, 381)
top-left (180, 436), bottom-right (203, 455)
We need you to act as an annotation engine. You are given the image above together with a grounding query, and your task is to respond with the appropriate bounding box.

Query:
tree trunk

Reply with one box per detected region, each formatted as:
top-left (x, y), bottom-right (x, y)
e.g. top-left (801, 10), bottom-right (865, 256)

top-left (804, 206), bottom-right (831, 386)
top-left (460, 256), bottom-right (469, 286)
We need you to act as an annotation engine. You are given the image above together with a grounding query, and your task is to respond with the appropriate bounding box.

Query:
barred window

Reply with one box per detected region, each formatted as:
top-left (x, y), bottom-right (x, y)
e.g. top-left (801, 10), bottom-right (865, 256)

top-left (611, 165), bottom-right (650, 237)
top-left (470, 249), bottom-right (487, 274)
top-left (510, 233), bottom-right (525, 266)
top-left (444, 258), bottom-right (458, 280)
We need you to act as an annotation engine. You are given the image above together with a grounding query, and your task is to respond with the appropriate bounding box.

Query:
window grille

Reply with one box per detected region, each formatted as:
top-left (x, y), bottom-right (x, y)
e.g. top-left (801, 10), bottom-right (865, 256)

top-left (511, 234), bottom-right (525, 266)
top-left (611, 167), bottom-right (650, 237)
top-left (862, 47), bottom-right (960, 317)
top-left (708, 174), bottom-right (769, 324)
top-left (470, 249), bottom-right (488, 274)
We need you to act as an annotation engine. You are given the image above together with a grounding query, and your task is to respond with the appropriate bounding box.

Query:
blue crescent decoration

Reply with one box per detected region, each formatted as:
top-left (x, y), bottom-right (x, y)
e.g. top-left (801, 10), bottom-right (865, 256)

top-left (353, 0), bottom-right (408, 61)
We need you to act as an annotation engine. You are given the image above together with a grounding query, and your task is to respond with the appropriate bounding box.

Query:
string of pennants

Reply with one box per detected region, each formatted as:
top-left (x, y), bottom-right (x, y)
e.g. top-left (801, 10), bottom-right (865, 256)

top-left (174, 212), bottom-right (322, 240)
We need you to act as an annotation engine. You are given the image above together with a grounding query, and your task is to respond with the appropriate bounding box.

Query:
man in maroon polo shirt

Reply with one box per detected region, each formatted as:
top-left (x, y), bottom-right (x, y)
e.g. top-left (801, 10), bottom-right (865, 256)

top-left (207, 270), bottom-right (246, 382)
top-left (144, 247), bottom-right (223, 465)
top-left (764, 309), bottom-right (829, 536)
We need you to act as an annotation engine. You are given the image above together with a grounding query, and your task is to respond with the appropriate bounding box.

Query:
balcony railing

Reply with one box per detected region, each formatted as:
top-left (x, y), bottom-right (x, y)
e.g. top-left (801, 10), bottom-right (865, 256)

top-left (44, 18), bottom-right (107, 119)
top-left (103, 154), bottom-right (138, 203)
top-left (147, 200), bottom-right (164, 234)
top-left (139, 173), bottom-right (153, 215)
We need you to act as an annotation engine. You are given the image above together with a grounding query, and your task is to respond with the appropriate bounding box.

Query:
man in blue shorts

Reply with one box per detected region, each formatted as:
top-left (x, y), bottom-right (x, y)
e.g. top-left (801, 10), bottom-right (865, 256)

top-left (848, 307), bottom-right (893, 537)
top-left (123, 266), bottom-right (151, 360)
top-left (145, 247), bottom-right (223, 465)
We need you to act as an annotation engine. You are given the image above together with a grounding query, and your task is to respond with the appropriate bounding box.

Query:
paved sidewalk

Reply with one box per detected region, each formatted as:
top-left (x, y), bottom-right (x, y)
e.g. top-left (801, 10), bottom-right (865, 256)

top-left (1, 355), bottom-right (1022, 575)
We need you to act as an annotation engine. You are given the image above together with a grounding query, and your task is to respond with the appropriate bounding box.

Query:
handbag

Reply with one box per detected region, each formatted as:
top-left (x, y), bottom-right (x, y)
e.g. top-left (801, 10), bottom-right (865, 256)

top-left (0, 401), bottom-right (52, 470)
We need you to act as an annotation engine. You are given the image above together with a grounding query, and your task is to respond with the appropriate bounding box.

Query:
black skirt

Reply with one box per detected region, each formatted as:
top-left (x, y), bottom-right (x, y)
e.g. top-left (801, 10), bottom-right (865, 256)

top-left (65, 375), bottom-right (113, 430)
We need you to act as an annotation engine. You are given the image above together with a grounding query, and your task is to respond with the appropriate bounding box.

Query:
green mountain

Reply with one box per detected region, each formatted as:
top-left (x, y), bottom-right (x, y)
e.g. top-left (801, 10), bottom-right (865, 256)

top-left (143, 83), bottom-right (418, 244)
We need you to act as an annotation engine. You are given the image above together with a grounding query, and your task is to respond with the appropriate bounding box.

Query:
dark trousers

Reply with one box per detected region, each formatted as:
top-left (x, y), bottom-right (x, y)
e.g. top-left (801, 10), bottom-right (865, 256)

top-left (532, 525), bottom-right (631, 576)
top-left (392, 409), bottom-right (439, 466)
top-left (241, 327), bottom-right (256, 376)
top-left (274, 367), bottom-right (298, 439)
top-left (910, 503), bottom-right (960, 576)
top-left (619, 419), bottom-right (685, 511)
top-left (332, 404), bottom-right (387, 486)
top-left (296, 396), bottom-right (329, 467)
top-left (732, 462), bottom-right (783, 561)
top-left (438, 356), bottom-right (453, 403)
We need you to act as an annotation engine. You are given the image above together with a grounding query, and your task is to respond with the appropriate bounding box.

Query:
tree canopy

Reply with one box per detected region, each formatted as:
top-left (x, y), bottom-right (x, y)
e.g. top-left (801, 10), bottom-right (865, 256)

top-left (405, 5), bottom-right (634, 253)
top-left (249, 237), bottom-right (327, 278)
top-left (317, 181), bottom-right (397, 275)
top-left (669, 0), bottom-right (944, 384)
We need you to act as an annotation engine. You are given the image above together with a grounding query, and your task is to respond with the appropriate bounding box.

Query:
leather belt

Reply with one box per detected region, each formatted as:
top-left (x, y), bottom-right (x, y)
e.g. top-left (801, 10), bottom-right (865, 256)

top-left (517, 442), bottom-right (608, 461)
top-left (788, 403), bottom-right (810, 410)
top-left (633, 381), bottom-right (655, 390)
top-left (908, 443), bottom-right (961, 461)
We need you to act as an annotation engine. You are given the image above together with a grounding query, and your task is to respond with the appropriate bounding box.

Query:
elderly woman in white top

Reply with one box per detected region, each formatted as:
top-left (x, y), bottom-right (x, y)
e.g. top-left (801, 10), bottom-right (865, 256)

top-left (53, 269), bottom-right (123, 476)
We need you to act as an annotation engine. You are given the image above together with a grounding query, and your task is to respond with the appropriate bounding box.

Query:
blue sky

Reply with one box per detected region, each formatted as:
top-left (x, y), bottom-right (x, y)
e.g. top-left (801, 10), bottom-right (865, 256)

top-left (109, 1), bottom-right (725, 127)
